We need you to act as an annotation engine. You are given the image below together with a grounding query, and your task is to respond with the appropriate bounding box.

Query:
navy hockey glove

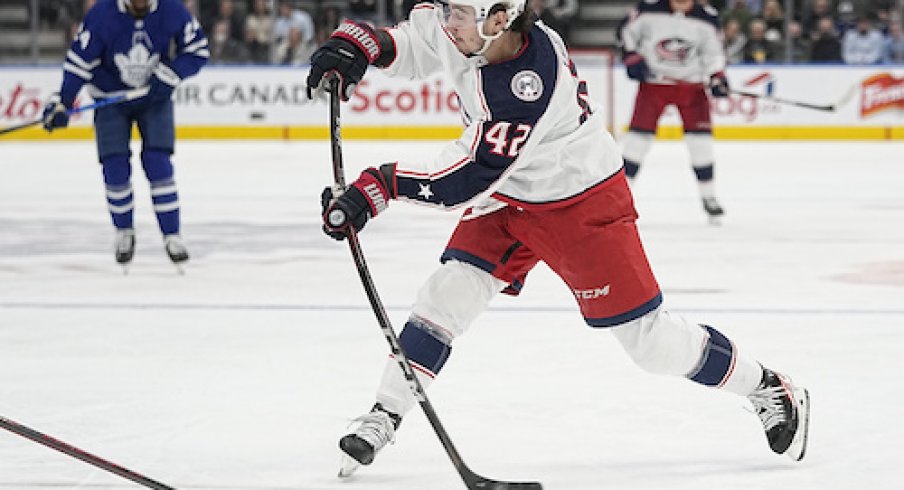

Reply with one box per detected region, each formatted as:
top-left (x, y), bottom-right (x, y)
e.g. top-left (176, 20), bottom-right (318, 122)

top-left (709, 71), bottom-right (730, 98)
top-left (623, 51), bottom-right (649, 82)
top-left (307, 21), bottom-right (383, 102)
top-left (41, 93), bottom-right (70, 132)
top-left (147, 64), bottom-right (180, 103)
top-left (321, 165), bottom-right (395, 240)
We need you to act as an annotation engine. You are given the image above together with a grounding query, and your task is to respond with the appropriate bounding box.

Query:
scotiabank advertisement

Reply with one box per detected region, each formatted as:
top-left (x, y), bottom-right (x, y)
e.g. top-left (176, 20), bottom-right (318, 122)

top-left (1, 61), bottom-right (902, 138)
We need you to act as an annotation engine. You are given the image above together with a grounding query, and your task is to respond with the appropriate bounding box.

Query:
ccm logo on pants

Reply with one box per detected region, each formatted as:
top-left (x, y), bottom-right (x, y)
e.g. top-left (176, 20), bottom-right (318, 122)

top-left (573, 285), bottom-right (611, 300)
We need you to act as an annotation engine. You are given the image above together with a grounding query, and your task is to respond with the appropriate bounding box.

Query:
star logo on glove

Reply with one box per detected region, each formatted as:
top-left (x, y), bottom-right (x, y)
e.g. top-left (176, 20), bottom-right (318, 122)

top-left (418, 184), bottom-right (434, 200)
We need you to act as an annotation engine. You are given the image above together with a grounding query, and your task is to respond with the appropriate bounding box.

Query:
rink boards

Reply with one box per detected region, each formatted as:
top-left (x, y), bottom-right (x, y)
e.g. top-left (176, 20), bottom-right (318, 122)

top-left (1, 62), bottom-right (902, 140)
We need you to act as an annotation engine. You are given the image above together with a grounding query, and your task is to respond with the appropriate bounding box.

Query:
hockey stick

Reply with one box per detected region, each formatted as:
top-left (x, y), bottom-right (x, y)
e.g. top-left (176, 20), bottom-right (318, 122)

top-left (0, 87), bottom-right (150, 137)
top-left (0, 414), bottom-right (175, 489)
top-left (728, 89), bottom-right (839, 112)
top-left (650, 74), bottom-right (853, 112)
top-left (326, 79), bottom-right (542, 490)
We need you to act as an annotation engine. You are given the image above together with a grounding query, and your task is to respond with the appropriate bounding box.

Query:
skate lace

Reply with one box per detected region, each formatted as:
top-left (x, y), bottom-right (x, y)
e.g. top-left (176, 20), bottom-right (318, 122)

top-left (350, 411), bottom-right (396, 450)
top-left (747, 385), bottom-right (787, 431)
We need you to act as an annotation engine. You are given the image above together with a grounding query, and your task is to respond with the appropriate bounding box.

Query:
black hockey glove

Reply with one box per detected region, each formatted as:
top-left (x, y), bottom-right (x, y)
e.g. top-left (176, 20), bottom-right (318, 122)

top-left (307, 21), bottom-right (383, 102)
top-left (321, 165), bottom-right (395, 240)
top-left (709, 71), bottom-right (730, 98)
top-left (623, 51), bottom-right (650, 82)
top-left (41, 93), bottom-right (70, 132)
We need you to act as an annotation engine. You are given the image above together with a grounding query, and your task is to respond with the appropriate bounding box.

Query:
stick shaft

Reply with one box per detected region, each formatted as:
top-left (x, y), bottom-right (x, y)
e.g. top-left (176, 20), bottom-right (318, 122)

top-left (0, 87), bottom-right (151, 137)
top-left (730, 89), bottom-right (835, 111)
top-left (0, 415), bottom-right (175, 489)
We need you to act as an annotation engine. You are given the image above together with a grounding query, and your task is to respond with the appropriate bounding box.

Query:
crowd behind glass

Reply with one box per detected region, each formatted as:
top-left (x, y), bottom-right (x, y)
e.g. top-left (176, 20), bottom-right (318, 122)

top-left (33, 0), bottom-right (904, 64)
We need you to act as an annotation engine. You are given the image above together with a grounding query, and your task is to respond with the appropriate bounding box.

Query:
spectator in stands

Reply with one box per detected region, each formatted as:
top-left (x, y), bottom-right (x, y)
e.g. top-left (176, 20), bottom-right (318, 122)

top-left (274, 25), bottom-right (314, 65)
top-left (883, 21), bottom-right (904, 63)
top-left (273, 0), bottom-right (314, 45)
top-left (273, 0), bottom-right (316, 62)
top-left (244, 0), bottom-right (273, 63)
top-left (802, 0), bottom-right (835, 39)
top-left (784, 20), bottom-right (812, 63)
top-left (530, 0), bottom-right (578, 43)
top-left (834, 0), bottom-right (859, 34)
top-left (393, 0), bottom-right (421, 21)
top-left (207, 0), bottom-right (245, 45)
top-left (743, 18), bottom-right (776, 63)
top-left (722, 0), bottom-right (754, 35)
top-left (723, 18), bottom-right (747, 64)
top-left (315, 1), bottom-right (344, 45)
top-left (842, 15), bottom-right (885, 64)
top-left (210, 17), bottom-right (250, 63)
top-left (810, 16), bottom-right (844, 62)
top-left (726, 0), bottom-right (761, 16)
top-left (348, 0), bottom-right (380, 24)
top-left (761, 0), bottom-right (784, 42)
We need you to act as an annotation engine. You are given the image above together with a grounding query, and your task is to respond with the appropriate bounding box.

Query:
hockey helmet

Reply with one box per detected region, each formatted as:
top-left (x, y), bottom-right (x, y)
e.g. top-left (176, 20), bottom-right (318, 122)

top-left (440, 0), bottom-right (527, 54)
top-left (449, 0), bottom-right (527, 31)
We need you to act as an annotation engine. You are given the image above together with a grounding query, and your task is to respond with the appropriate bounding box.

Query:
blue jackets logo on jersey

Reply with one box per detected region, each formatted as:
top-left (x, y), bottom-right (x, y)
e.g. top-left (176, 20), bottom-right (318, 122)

top-left (655, 38), bottom-right (692, 63)
top-left (510, 70), bottom-right (543, 102)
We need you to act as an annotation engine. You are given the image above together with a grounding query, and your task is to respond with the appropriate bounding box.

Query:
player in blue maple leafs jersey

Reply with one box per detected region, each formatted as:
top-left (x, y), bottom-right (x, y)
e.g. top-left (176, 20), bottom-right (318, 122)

top-left (42, 0), bottom-right (208, 270)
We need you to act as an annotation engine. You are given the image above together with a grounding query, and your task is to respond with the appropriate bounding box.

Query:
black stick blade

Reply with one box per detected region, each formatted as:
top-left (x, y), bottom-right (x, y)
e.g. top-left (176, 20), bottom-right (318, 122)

top-left (467, 474), bottom-right (543, 489)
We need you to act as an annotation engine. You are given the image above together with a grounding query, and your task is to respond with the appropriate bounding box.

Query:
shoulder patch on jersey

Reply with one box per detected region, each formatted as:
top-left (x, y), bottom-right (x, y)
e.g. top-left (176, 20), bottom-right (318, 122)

top-left (510, 70), bottom-right (543, 102)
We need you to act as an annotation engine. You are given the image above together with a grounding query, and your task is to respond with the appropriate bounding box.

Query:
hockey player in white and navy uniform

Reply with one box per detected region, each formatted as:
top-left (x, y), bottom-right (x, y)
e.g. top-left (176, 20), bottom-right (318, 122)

top-left (619, 0), bottom-right (729, 222)
top-left (307, 0), bottom-right (809, 479)
top-left (42, 0), bottom-right (208, 269)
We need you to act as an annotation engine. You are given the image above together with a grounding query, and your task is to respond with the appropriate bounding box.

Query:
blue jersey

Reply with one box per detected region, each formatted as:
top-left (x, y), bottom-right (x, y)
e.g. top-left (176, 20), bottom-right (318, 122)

top-left (60, 0), bottom-right (209, 106)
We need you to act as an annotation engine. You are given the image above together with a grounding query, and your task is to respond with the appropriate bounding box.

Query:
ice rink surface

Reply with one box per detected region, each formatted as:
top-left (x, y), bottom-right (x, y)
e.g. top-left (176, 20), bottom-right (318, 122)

top-left (0, 138), bottom-right (902, 489)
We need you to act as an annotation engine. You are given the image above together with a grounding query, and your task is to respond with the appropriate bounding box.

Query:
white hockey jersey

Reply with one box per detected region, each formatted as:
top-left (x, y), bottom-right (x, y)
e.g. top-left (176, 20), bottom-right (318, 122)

top-left (619, 0), bottom-right (724, 84)
top-left (381, 3), bottom-right (624, 212)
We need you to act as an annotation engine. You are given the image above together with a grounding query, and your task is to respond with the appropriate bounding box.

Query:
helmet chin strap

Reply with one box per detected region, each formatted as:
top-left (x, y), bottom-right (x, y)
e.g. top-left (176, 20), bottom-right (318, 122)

top-left (472, 19), bottom-right (504, 55)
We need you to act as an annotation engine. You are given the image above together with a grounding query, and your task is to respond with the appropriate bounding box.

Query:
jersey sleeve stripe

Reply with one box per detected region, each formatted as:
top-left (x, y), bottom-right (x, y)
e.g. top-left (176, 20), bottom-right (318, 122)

top-left (63, 62), bottom-right (93, 81)
top-left (66, 50), bottom-right (100, 71)
top-left (183, 38), bottom-right (209, 54)
top-left (153, 64), bottom-right (181, 87)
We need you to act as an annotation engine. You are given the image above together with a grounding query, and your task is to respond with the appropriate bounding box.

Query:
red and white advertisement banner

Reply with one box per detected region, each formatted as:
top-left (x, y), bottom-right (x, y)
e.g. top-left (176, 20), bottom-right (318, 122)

top-left (613, 66), bottom-right (904, 134)
top-left (2, 63), bottom-right (902, 132)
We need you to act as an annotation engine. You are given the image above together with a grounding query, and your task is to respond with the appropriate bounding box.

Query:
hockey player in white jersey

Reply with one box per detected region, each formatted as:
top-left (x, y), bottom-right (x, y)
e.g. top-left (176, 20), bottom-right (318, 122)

top-left (619, 0), bottom-right (729, 222)
top-left (306, 0), bottom-right (809, 479)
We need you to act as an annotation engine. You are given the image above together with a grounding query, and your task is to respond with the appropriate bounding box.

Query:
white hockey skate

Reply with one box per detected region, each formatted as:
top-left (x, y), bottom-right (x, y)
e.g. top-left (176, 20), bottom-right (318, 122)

top-left (163, 234), bottom-right (189, 274)
top-left (338, 403), bottom-right (401, 478)
top-left (748, 369), bottom-right (810, 461)
top-left (114, 228), bottom-right (135, 274)
top-left (702, 197), bottom-right (725, 225)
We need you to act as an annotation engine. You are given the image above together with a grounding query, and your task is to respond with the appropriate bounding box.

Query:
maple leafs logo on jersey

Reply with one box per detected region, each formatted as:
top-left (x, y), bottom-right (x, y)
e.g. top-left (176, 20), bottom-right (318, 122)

top-left (655, 38), bottom-right (692, 63)
top-left (511, 70), bottom-right (543, 102)
top-left (114, 43), bottom-right (160, 88)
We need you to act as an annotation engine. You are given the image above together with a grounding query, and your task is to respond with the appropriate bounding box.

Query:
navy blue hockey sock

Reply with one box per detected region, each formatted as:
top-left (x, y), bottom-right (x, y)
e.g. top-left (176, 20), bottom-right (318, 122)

top-left (101, 154), bottom-right (133, 229)
top-left (688, 325), bottom-right (736, 388)
top-left (398, 317), bottom-right (452, 375)
top-left (141, 150), bottom-right (180, 235)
